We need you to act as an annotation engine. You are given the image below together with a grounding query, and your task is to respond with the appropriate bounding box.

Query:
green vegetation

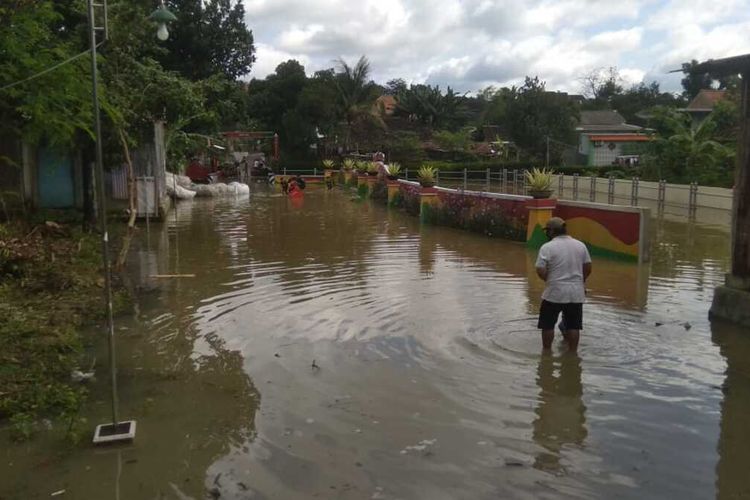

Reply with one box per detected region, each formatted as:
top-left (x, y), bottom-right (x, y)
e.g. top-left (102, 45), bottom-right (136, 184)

top-left (387, 162), bottom-right (402, 178)
top-left (1, 0), bottom-right (257, 178)
top-left (417, 165), bottom-right (437, 185)
top-left (640, 107), bottom-right (735, 186)
top-left (524, 167), bottom-right (554, 191)
top-left (0, 220), bottom-right (130, 440)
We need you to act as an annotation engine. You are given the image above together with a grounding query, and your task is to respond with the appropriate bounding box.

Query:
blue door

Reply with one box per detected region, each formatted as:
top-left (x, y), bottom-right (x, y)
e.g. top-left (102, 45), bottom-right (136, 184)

top-left (38, 147), bottom-right (74, 208)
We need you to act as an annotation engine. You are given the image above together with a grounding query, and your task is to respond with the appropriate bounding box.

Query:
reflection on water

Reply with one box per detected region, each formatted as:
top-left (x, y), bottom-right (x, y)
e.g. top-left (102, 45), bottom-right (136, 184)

top-left (712, 321), bottom-right (750, 500)
top-left (1, 187), bottom-right (747, 499)
top-left (533, 354), bottom-right (587, 473)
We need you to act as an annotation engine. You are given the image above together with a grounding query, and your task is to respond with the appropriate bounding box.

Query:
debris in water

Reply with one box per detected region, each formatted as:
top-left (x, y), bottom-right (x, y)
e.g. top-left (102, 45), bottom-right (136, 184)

top-left (237, 482), bottom-right (248, 491)
top-left (306, 418), bottom-right (315, 424)
top-left (312, 359), bottom-right (320, 370)
top-left (655, 322), bottom-right (663, 327)
top-left (504, 460), bottom-right (525, 467)
top-left (213, 473), bottom-right (222, 486)
top-left (208, 487), bottom-right (221, 499)
top-left (683, 322), bottom-right (692, 330)
top-left (70, 370), bottom-right (95, 383)
top-left (50, 490), bottom-right (65, 497)
top-left (274, 353), bottom-right (281, 358)
top-left (400, 439), bottom-right (437, 456)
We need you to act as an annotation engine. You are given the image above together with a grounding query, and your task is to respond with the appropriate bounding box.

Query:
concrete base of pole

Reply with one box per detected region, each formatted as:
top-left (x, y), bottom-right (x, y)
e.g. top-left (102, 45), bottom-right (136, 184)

top-left (93, 420), bottom-right (136, 445)
top-left (710, 276), bottom-right (750, 328)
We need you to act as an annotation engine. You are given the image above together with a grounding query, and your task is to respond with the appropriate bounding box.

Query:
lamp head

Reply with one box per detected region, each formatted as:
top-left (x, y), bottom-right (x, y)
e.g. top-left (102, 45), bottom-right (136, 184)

top-left (148, 4), bottom-right (177, 41)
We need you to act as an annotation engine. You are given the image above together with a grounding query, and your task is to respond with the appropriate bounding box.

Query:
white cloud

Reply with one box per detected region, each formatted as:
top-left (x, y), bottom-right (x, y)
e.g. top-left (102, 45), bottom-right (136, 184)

top-left (242, 0), bottom-right (750, 93)
top-left (250, 43), bottom-right (311, 79)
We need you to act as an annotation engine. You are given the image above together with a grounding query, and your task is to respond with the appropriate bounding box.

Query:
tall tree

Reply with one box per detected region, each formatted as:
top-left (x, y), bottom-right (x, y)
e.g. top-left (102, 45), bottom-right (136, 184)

top-left (579, 67), bottom-right (623, 105)
top-left (681, 59), bottom-right (715, 101)
top-left (609, 81), bottom-right (684, 125)
top-left (161, 0), bottom-right (255, 81)
top-left (395, 84), bottom-right (463, 129)
top-left (334, 56), bottom-right (381, 146)
top-left (0, 1), bottom-right (92, 147)
top-left (505, 76), bottom-right (579, 162)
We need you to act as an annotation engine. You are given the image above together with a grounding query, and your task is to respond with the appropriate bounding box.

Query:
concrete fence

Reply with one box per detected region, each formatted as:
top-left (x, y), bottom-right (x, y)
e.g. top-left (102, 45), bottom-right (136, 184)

top-left (389, 178), bottom-right (649, 263)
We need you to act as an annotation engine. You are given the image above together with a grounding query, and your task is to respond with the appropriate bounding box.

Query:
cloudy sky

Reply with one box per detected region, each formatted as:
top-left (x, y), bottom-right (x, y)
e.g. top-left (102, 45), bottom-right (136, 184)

top-left (242, 0), bottom-right (750, 94)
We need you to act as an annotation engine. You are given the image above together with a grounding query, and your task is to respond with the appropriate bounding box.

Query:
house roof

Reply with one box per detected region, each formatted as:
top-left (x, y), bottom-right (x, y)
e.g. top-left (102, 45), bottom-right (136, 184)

top-left (686, 89), bottom-right (726, 112)
top-left (588, 134), bottom-right (651, 142)
top-left (579, 110), bottom-right (626, 126)
top-left (577, 110), bottom-right (643, 132)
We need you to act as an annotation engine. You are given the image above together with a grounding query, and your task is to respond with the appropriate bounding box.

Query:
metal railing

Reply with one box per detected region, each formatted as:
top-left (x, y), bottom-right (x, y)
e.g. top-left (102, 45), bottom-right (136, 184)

top-left (277, 166), bottom-right (733, 219)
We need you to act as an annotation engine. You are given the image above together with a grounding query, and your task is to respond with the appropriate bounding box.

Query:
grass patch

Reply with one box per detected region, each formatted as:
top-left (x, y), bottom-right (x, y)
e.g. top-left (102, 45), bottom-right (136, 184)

top-left (0, 219), bottom-right (130, 440)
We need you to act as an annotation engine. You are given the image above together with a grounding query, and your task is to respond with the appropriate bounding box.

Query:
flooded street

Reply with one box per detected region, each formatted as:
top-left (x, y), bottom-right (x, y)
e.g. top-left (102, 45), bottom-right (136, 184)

top-left (2, 187), bottom-right (749, 499)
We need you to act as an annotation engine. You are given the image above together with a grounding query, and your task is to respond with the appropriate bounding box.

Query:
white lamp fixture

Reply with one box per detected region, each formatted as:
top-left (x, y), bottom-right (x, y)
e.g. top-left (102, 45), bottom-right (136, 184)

top-left (149, 1), bottom-right (177, 41)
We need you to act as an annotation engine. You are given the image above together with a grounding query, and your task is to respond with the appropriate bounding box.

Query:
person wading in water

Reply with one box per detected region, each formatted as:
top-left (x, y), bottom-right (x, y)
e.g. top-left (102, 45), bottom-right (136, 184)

top-left (534, 217), bottom-right (592, 352)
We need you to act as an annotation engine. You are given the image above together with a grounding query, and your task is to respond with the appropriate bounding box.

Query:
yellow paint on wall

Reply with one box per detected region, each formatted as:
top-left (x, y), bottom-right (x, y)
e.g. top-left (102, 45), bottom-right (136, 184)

top-left (526, 207), bottom-right (554, 240)
top-left (566, 217), bottom-right (638, 257)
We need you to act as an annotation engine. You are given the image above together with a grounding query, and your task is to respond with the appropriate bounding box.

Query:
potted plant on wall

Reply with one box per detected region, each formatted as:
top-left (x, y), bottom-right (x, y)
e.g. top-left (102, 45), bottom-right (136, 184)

top-left (342, 158), bottom-right (355, 171)
top-left (524, 167), bottom-right (554, 199)
top-left (367, 162), bottom-right (380, 176)
top-left (322, 159), bottom-right (336, 172)
top-left (418, 164), bottom-right (437, 188)
top-left (386, 162), bottom-right (401, 180)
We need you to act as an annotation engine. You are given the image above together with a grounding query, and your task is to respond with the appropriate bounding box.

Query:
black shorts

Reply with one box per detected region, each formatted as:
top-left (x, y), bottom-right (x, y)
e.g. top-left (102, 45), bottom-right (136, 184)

top-left (537, 300), bottom-right (583, 330)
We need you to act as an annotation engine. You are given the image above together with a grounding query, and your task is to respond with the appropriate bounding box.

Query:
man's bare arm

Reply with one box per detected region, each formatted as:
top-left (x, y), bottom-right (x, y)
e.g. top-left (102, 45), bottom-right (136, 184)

top-left (536, 266), bottom-right (548, 281)
top-left (583, 262), bottom-right (592, 282)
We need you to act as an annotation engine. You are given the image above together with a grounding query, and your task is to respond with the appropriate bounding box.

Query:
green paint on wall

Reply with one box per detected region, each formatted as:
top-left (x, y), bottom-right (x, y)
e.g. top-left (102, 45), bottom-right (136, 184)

top-left (420, 202), bottom-right (435, 223)
top-left (527, 225), bottom-right (547, 248)
top-left (388, 191), bottom-right (403, 208)
top-left (585, 242), bottom-right (638, 262)
top-left (527, 224), bottom-right (638, 262)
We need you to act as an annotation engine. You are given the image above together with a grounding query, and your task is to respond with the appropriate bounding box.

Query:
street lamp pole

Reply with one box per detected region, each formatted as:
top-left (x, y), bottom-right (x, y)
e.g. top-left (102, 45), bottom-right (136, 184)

top-left (87, 0), bottom-right (136, 444)
top-left (88, 0), bottom-right (177, 444)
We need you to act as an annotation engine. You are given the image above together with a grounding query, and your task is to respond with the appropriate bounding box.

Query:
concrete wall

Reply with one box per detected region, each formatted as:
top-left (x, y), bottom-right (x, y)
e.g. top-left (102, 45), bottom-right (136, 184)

top-left (551, 174), bottom-right (733, 211)
top-left (394, 179), bottom-right (649, 261)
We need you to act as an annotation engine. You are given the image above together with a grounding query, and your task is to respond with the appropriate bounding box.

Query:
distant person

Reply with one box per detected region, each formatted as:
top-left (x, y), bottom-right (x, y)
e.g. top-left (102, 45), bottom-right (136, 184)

top-left (295, 174), bottom-right (306, 190)
top-left (534, 217), bottom-right (592, 352)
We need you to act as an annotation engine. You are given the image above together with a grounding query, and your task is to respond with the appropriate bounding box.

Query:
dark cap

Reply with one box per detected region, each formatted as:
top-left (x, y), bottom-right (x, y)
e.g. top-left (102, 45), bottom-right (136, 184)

top-left (545, 217), bottom-right (565, 230)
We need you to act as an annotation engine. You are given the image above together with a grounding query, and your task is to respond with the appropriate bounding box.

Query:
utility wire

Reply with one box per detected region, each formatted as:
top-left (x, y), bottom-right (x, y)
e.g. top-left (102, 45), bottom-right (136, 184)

top-left (0, 42), bottom-right (104, 92)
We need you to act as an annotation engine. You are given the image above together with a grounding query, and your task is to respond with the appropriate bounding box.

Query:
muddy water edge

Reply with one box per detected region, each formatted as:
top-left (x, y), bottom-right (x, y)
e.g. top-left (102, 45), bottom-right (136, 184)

top-left (1, 187), bottom-right (749, 499)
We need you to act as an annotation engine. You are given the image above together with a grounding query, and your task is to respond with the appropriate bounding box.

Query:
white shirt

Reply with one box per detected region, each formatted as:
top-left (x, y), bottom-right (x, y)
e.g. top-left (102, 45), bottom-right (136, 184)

top-left (535, 235), bottom-right (591, 303)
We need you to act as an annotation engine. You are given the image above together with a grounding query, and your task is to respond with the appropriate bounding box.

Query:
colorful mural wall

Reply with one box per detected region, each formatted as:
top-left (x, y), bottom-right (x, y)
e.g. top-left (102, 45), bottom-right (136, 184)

top-left (392, 180), bottom-right (649, 262)
top-left (553, 201), bottom-right (649, 261)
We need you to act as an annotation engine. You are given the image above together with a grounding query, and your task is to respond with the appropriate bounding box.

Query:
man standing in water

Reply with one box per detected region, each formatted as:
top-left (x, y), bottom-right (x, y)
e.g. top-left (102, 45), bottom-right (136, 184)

top-left (535, 217), bottom-right (592, 352)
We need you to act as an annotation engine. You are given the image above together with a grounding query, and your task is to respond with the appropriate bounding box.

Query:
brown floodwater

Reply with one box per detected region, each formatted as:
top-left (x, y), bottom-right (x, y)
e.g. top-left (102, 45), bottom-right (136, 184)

top-left (2, 187), bottom-right (749, 499)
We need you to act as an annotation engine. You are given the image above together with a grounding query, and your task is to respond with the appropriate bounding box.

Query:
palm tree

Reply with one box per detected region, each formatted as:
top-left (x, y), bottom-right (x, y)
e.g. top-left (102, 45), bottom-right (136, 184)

top-left (395, 84), bottom-right (460, 128)
top-left (334, 56), bottom-right (382, 147)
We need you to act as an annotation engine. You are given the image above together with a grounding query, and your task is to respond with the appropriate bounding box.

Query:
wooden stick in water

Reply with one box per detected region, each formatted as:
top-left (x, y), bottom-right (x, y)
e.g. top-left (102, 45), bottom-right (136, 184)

top-left (149, 274), bottom-right (196, 278)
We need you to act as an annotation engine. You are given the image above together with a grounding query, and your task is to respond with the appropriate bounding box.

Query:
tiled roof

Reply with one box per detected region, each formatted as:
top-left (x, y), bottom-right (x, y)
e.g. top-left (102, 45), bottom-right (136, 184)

top-left (686, 89), bottom-right (726, 112)
top-left (579, 110), bottom-right (626, 126)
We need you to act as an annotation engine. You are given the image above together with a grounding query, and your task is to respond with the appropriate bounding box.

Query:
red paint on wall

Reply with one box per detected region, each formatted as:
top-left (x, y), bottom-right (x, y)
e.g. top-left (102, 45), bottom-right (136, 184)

top-left (554, 205), bottom-right (640, 245)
